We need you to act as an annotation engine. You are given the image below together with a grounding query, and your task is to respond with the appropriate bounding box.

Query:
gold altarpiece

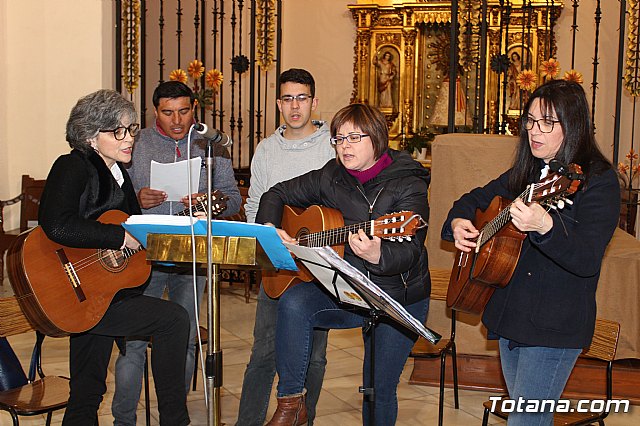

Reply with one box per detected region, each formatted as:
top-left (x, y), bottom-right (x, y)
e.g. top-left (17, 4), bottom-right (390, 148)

top-left (348, 1), bottom-right (563, 143)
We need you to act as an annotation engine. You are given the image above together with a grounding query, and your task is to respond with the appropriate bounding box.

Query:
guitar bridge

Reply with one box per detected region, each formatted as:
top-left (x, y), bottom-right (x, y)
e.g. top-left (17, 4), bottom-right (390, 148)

top-left (55, 248), bottom-right (87, 302)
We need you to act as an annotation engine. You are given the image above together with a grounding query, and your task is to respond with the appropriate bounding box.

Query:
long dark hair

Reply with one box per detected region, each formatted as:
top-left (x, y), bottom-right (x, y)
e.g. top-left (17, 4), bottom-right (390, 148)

top-left (509, 79), bottom-right (611, 193)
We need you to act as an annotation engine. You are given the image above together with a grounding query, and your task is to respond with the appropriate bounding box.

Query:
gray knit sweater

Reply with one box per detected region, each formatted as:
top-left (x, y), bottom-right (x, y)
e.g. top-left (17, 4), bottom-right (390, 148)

top-left (126, 124), bottom-right (241, 217)
top-left (244, 121), bottom-right (335, 223)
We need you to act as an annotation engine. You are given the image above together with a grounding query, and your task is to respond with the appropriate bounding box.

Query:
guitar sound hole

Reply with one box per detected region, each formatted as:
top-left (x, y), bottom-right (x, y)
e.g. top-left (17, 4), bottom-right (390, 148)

top-left (296, 228), bottom-right (309, 243)
top-left (98, 249), bottom-right (128, 273)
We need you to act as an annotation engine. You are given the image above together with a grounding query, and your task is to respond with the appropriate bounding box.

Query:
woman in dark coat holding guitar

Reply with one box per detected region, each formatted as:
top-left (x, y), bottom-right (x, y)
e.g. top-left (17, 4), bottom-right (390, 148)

top-left (257, 103), bottom-right (431, 425)
top-left (442, 80), bottom-right (620, 426)
top-left (38, 90), bottom-right (190, 425)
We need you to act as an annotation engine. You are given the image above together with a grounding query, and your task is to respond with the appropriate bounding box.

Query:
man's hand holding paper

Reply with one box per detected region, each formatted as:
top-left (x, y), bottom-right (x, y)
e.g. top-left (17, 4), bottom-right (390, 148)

top-left (149, 157), bottom-right (201, 201)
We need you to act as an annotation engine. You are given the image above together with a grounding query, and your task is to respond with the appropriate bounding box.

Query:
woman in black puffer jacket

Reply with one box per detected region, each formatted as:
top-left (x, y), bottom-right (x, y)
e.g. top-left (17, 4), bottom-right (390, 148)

top-left (257, 103), bottom-right (430, 426)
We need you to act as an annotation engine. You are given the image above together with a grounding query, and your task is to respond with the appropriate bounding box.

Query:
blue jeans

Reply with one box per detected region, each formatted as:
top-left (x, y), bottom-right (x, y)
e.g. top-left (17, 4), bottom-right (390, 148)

top-left (112, 266), bottom-right (205, 425)
top-left (236, 285), bottom-right (328, 426)
top-left (498, 338), bottom-right (581, 426)
top-left (275, 282), bottom-right (429, 426)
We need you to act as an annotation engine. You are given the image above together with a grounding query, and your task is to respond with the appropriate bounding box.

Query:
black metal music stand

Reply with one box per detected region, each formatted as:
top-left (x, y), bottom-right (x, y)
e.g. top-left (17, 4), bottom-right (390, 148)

top-left (286, 244), bottom-right (441, 426)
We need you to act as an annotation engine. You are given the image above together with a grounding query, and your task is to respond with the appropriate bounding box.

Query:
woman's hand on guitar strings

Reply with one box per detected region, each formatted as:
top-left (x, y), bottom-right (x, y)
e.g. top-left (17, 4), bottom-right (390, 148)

top-left (451, 218), bottom-right (479, 253)
top-left (349, 229), bottom-right (381, 264)
top-left (509, 199), bottom-right (553, 235)
top-left (273, 226), bottom-right (297, 245)
top-left (123, 231), bottom-right (143, 250)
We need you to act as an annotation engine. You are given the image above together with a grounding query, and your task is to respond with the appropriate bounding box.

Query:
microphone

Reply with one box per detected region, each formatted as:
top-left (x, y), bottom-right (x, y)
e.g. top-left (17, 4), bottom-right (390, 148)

top-left (193, 123), bottom-right (233, 147)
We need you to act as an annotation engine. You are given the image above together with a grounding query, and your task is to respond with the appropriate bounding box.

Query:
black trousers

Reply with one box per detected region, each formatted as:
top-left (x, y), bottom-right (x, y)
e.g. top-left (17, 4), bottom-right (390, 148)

top-left (62, 294), bottom-right (190, 426)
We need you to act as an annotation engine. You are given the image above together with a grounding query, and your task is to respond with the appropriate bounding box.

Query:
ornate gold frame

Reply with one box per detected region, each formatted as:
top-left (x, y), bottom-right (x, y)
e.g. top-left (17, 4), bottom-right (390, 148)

top-left (348, 1), bottom-right (563, 141)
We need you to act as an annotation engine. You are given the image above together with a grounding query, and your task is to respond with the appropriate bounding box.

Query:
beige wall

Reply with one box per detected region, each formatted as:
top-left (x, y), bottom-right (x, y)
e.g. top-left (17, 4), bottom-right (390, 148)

top-left (281, 0), bottom-right (355, 123)
top-left (0, 0), bottom-right (114, 229)
top-left (1, 1), bottom-right (636, 229)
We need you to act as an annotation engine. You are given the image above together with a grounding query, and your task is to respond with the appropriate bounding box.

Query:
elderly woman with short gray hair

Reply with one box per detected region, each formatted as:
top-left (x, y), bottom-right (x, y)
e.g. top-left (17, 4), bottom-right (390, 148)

top-left (38, 89), bottom-right (191, 425)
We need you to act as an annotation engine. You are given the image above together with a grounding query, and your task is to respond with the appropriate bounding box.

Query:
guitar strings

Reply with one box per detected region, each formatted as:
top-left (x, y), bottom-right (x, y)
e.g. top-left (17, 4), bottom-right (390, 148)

top-left (57, 194), bottom-right (222, 274)
top-left (475, 178), bottom-right (560, 248)
top-left (297, 221), bottom-right (373, 247)
top-left (66, 247), bottom-right (140, 272)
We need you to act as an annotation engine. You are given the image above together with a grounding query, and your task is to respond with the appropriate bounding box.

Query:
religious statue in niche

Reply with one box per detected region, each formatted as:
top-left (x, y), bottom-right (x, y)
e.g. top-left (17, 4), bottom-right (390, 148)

top-left (507, 47), bottom-right (532, 111)
top-left (425, 32), bottom-right (473, 127)
top-left (373, 48), bottom-right (399, 110)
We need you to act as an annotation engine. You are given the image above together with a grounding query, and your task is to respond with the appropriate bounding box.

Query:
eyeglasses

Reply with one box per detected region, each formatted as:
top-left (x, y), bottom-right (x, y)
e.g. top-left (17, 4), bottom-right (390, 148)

top-left (279, 94), bottom-right (313, 104)
top-left (523, 117), bottom-right (560, 134)
top-left (99, 123), bottom-right (140, 140)
top-left (330, 133), bottom-right (370, 145)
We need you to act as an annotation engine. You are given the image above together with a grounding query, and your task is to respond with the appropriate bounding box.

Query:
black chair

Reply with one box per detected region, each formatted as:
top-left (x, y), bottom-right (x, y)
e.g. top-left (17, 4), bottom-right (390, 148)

top-left (410, 309), bottom-right (459, 426)
top-left (0, 297), bottom-right (70, 425)
top-left (481, 318), bottom-right (621, 426)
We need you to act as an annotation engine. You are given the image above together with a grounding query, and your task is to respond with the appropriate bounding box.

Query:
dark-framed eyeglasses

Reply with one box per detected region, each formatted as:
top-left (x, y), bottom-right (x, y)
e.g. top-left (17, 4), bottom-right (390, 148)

top-left (330, 133), bottom-right (370, 146)
top-left (522, 117), bottom-right (560, 134)
top-left (279, 94), bottom-right (313, 104)
top-left (99, 123), bottom-right (140, 140)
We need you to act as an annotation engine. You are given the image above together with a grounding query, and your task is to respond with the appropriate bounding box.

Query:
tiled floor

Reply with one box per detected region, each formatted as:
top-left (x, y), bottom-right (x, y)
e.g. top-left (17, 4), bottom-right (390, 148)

top-left (0, 278), bottom-right (638, 425)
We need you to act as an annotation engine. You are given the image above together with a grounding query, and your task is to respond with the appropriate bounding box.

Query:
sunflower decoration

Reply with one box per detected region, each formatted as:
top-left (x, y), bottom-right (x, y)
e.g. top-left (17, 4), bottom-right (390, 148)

top-left (516, 69), bottom-right (537, 92)
top-left (169, 59), bottom-right (224, 111)
top-left (187, 60), bottom-right (205, 80)
top-left (618, 149), bottom-right (640, 188)
top-left (169, 69), bottom-right (188, 84)
top-left (205, 69), bottom-right (224, 91)
top-left (563, 69), bottom-right (584, 85)
top-left (539, 58), bottom-right (561, 80)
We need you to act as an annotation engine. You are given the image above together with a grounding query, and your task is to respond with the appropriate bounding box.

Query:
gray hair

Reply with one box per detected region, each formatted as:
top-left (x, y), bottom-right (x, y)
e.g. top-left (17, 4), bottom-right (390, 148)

top-left (66, 89), bottom-right (137, 152)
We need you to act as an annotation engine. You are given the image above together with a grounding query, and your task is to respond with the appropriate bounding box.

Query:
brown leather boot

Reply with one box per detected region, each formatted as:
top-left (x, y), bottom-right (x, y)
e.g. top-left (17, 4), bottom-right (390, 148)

top-left (266, 390), bottom-right (308, 426)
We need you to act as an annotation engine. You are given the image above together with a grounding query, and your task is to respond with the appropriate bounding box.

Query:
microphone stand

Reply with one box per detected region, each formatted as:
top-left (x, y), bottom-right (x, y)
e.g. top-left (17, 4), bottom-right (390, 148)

top-left (204, 140), bottom-right (222, 425)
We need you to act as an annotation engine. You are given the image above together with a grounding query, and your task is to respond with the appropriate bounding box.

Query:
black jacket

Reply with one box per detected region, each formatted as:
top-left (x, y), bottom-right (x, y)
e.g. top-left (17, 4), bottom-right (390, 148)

top-left (442, 166), bottom-right (620, 348)
top-left (256, 149), bottom-right (431, 305)
top-left (39, 149), bottom-right (144, 300)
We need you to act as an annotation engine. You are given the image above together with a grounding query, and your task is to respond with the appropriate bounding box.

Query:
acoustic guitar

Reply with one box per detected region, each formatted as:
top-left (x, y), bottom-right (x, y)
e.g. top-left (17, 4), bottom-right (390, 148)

top-left (446, 164), bottom-right (584, 315)
top-left (262, 205), bottom-right (426, 298)
top-left (7, 191), bottom-right (229, 337)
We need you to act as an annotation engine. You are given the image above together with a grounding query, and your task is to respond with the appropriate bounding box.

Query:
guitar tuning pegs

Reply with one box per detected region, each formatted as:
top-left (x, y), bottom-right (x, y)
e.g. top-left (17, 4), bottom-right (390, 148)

top-left (565, 199), bottom-right (573, 205)
top-left (556, 199), bottom-right (565, 209)
top-left (406, 236), bottom-right (412, 242)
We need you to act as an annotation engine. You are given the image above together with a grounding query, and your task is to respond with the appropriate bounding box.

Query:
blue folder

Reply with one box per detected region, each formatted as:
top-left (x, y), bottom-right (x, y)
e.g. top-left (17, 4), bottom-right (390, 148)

top-left (122, 218), bottom-right (297, 271)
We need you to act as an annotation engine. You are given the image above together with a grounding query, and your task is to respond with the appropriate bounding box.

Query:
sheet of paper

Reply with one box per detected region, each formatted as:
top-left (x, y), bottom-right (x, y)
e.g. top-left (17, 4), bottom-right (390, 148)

top-left (150, 157), bottom-right (201, 201)
top-left (284, 243), bottom-right (370, 308)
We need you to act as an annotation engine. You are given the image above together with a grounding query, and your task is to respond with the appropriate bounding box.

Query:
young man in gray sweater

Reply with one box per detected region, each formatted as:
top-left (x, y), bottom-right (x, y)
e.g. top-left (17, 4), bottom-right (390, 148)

top-left (113, 81), bottom-right (241, 425)
top-left (236, 69), bottom-right (335, 425)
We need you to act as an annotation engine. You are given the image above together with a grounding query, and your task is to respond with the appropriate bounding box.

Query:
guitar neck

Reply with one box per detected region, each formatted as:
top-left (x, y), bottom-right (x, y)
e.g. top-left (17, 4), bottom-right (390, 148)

top-left (477, 189), bottom-right (529, 248)
top-left (175, 201), bottom-right (206, 217)
top-left (298, 221), bottom-right (373, 247)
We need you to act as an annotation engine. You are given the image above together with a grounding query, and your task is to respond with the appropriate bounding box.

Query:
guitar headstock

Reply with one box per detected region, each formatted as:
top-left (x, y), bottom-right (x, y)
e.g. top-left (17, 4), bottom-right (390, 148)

top-left (178, 190), bottom-right (229, 217)
top-left (530, 163), bottom-right (583, 209)
top-left (372, 211), bottom-right (427, 242)
top-left (208, 190), bottom-right (230, 217)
